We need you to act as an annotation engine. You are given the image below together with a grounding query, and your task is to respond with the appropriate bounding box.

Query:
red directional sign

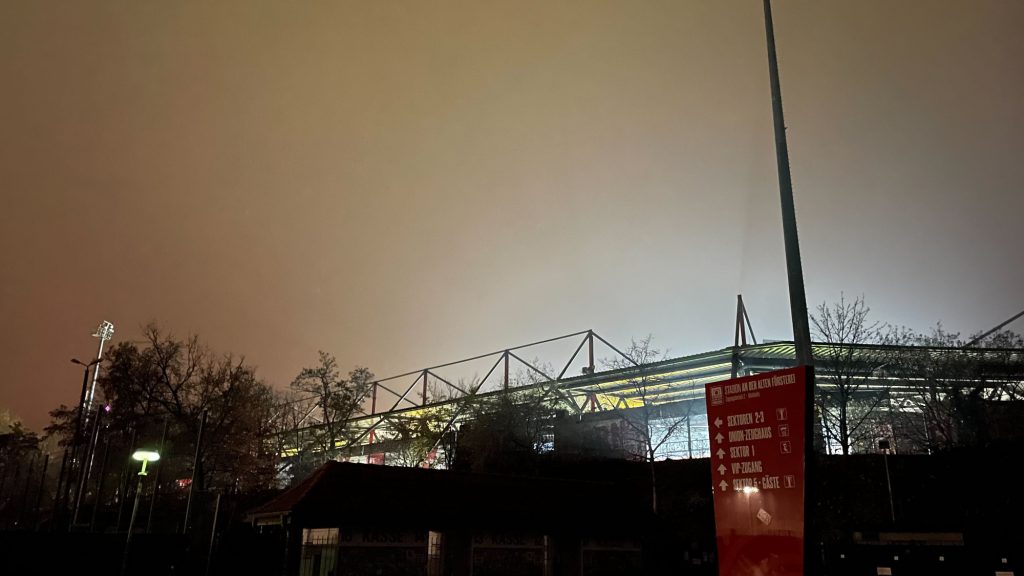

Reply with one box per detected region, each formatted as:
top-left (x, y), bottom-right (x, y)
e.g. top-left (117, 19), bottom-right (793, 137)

top-left (705, 366), bottom-right (810, 576)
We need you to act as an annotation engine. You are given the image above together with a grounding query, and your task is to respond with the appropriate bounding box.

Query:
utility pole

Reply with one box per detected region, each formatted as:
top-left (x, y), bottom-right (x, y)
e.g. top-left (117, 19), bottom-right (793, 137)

top-left (183, 410), bottom-right (207, 534)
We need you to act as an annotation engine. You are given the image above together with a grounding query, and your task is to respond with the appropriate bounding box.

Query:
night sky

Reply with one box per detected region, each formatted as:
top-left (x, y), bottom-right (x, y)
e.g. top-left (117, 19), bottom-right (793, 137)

top-left (2, 1), bottom-right (1022, 431)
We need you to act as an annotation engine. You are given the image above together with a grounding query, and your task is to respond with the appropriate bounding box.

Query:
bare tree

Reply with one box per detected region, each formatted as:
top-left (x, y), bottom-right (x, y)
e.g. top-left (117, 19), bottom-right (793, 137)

top-left (267, 390), bottom-right (322, 485)
top-left (602, 335), bottom-right (690, 513)
top-left (454, 385), bottom-right (558, 473)
top-left (446, 361), bottom-right (570, 474)
top-left (51, 324), bottom-right (283, 504)
top-left (810, 294), bottom-right (891, 455)
top-left (888, 326), bottom-right (1023, 451)
top-left (289, 352), bottom-right (374, 463)
top-left (0, 414), bottom-right (44, 527)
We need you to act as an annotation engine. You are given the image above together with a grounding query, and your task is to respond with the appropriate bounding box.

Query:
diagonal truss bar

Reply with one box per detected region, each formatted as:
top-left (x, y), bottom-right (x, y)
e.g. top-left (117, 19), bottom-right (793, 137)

top-left (377, 382), bottom-right (406, 400)
top-left (418, 376), bottom-right (492, 466)
top-left (592, 332), bottom-right (640, 366)
top-left (425, 370), bottom-right (470, 397)
top-left (371, 330), bottom-right (591, 385)
top-left (380, 377), bottom-right (423, 419)
top-left (507, 350), bottom-right (557, 382)
top-left (336, 374), bottom-right (424, 451)
top-left (279, 329), bottom-right (647, 453)
top-left (507, 350), bottom-right (582, 413)
top-left (557, 333), bottom-right (590, 380)
top-left (474, 354), bottom-right (506, 393)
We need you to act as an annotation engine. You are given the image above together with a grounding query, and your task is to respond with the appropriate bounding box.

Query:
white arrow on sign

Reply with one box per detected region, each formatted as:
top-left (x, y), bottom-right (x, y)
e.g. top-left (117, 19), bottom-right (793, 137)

top-left (717, 464), bottom-right (726, 475)
top-left (719, 480), bottom-right (728, 491)
top-left (716, 448), bottom-right (726, 459)
top-left (715, 432), bottom-right (724, 444)
top-left (714, 417), bottom-right (723, 428)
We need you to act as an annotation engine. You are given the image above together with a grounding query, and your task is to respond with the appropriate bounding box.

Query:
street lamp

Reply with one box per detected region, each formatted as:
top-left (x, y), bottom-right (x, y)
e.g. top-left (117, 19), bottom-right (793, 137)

top-left (123, 449), bottom-right (160, 576)
top-left (71, 358), bottom-right (101, 442)
top-left (132, 451), bottom-right (160, 474)
top-left (68, 357), bottom-right (102, 528)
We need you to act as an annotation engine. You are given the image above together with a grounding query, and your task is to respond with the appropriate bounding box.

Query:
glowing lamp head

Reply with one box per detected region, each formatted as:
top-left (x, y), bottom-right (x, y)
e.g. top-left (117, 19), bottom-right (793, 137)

top-left (132, 450), bottom-right (160, 475)
top-left (132, 450), bottom-right (160, 462)
top-left (741, 486), bottom-right (759, 495)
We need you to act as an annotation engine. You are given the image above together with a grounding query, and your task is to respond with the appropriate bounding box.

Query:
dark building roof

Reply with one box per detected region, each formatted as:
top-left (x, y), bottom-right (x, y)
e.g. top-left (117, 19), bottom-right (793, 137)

top-left (249, 460), bottom-right (653, 532)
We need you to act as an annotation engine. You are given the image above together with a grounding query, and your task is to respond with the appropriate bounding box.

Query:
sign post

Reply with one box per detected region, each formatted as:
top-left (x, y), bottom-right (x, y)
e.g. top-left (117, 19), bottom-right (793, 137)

top-left (706, 366), bottom-right (812, 576)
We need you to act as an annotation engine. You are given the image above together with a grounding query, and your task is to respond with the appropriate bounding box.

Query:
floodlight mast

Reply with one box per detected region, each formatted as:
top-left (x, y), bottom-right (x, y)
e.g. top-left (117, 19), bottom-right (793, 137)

top-left (763, 2), bottom-right (815, 575)
top-left (71, 321), bottom-right (114, 530)
top-left (85, 321), bottom-right (115, 414)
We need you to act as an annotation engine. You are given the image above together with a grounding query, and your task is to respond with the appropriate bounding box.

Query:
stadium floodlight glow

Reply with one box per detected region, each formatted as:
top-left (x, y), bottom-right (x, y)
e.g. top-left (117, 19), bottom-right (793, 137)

top-left (132, 450), bottom-right (160, 475)
top-left (741, 486), bottom-right (759, 495)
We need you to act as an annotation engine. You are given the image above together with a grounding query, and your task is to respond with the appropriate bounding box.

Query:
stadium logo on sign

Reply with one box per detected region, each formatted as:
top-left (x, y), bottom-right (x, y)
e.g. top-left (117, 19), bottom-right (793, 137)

top-left (710, 386), bottom-right (723, 406)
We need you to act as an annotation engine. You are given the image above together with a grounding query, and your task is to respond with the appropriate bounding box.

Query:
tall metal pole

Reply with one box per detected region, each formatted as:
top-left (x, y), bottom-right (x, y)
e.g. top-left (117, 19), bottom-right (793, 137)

top-left (587, 331), bottom-right (595, 374)
top-left (72, 361), bottom-right (93, 455)
top-left (32, 453), bottom-right (50, 530)
top-left (205, 492), bottom-right (222, 576)
top-left (731, 295), bottom-right (746, 379)
top-left (145, 418), bottom-right (169, 533)
top-left (0, 464), bottom-right (7, 504)
top-left (72, 409), bottom-right (94, 527)
top-left (964, 309), bottom-right (1024, 348)
top-left (68, 357), bottom-right (98, 529)
top-left (421, 371), bottom-right (429, 406)
top-left (115, 428), bottom-right (137, 532)
top-left (17, 452), bottom-right (38, 528)
top-left (3, 462), bottom-right (22, 529)
top-left (90, 433), bottom-right (112, 532)
top-left (71, 324), bottom-right (112, 530)
top-left (53, 448), bottom-right (69, 531)
top-left (503, 352), bottom-right (510, 391)
top-left (122, 461), bottom-right (149, 576)
top-left (763, 3), bottom-right (816, 574)
top-left (85, 321), bottom-right (114, 414)
top-left (62, 451), bottom-right (79, 530)
top-left (883, 450), bottom-right (896, 524)
top-left (762, 0), bottom-right (813, 368)
top-left (72, 406), bottom-right (103, 527)
top-left (183, 409), bottom-right (207, 534)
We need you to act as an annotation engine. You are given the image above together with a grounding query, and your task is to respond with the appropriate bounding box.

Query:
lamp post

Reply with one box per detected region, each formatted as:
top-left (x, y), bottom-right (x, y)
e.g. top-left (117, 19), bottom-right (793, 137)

top-left (70, 321), bottom-right (115, 529)
top-left (122, 450), bottom-right (159, 576)
top-left (68, 357), bottom-right (101, 529)
top-left (71, 358), bottom-right (101, 442)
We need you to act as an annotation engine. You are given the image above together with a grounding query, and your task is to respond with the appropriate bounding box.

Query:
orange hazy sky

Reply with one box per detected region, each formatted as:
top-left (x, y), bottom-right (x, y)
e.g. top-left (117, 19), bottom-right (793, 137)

top-left (2, 1), bottom-right (1022, 431)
